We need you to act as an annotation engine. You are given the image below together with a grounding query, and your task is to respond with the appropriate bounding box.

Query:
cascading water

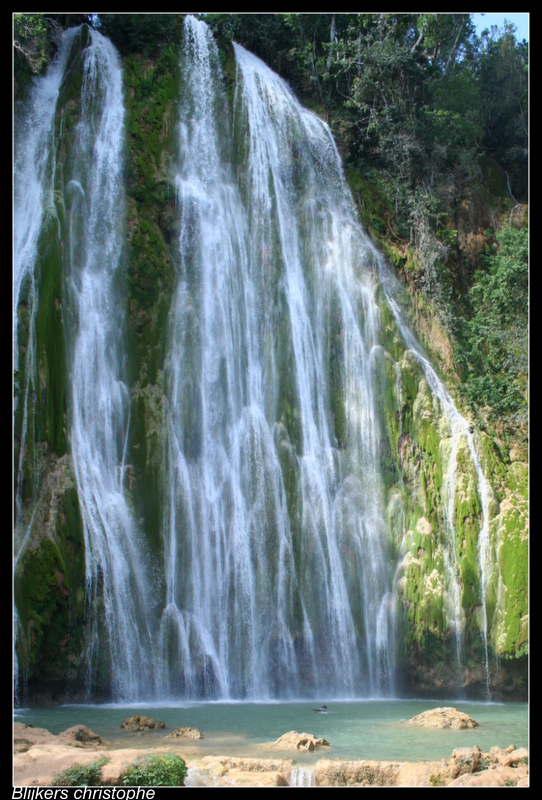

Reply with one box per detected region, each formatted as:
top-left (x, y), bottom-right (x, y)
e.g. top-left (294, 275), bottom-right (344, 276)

top-left (14, 27), bottom-right (80, 701)
top-left (59, 27), bottom-right (158, 699)
top-left (14, 27), bottom-right (78, 554)
top-left (157, 16), bottom-right (396, 699)
top-left (13, 16), bottom-right (506, 703)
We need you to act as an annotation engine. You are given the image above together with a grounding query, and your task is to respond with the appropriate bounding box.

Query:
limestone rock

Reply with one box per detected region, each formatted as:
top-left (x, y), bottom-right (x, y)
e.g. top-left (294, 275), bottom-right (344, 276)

top-left (437, 744), bottom-right (529, 786)
top-left (490, 745), bottom-right (528, 767)
top-left (406, 707), bottom-right (478, 730)
top-left (200, 756), bottom-right (293, 774)
top-left (15, 744), bottom-right (110, 786)
top-left (56, 725), bottom-right (103, 748)
top-left (447, 764), bottom-right (526, 787)
top-left (199, 756), bottom-right (292, 785)
top-left (14, 723), bottom-right (58, 754)
top-left (14, 723), bottom-right (102, 754)
top-left (447, 745), bottom-right (484, 777)
top-left (269, 731), bottom-right (330, 751)
top-left (166, 726), bottom-right (204, 740)
top-left (313, 759), bottom-right (400, 786)
top-left (119, 715), bottom-right (165, 731)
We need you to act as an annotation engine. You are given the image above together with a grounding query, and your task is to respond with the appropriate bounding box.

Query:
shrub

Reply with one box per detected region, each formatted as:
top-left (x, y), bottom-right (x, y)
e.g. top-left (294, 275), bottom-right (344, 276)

top-left (121, 753), bottom-right (188, 787)
top-left (52, 756), bottom-right (110, 786)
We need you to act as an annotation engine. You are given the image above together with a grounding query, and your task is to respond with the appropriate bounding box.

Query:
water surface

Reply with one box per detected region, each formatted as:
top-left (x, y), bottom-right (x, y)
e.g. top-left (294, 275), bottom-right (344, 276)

top-left (15, 699), bottom-right (527, 764)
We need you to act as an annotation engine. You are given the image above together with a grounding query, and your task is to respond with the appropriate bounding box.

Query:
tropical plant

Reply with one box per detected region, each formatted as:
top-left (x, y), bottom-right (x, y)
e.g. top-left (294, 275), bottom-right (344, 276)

top-left (121, 753), bottom-right (188, 787)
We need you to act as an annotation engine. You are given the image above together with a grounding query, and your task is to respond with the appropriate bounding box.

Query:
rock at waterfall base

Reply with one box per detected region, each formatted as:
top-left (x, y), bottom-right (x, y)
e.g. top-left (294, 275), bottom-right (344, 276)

top-left (405, 706), bottom-right (478, 729)
top-left (166, 726), bottom-right (204, 740)
top-left (268, 731), bottom-right (330, 750)
top-left (119, 715), bottom-right (165, 731)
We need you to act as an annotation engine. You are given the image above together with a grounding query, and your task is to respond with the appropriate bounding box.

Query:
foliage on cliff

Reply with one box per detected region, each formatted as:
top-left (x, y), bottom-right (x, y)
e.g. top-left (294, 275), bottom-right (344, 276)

top-left (457, 227), bottom-right (528, 431)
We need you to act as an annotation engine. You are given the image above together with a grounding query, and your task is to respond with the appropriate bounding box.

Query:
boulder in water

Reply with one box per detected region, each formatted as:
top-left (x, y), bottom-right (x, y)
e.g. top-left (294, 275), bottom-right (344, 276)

top-left (269, 731), bottom-right (330, 751)
top-left (406, 707), bottom-right (478, 729)
top-left (119, 715), bottom-right (165, 731)
top-left (166, 726), bottom-right (204, 740)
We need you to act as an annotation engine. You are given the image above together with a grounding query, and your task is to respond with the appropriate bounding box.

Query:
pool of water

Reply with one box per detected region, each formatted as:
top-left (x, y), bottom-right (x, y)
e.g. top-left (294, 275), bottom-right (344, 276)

top-left (14, 699), bottom-right (528, 764)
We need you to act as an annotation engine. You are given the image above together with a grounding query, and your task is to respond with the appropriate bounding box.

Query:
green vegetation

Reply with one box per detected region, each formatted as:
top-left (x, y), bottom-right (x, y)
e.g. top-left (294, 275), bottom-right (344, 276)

top-left (14, 13), bottom-right (56, 75)
top-left (53, 757), bottom-right (110, 786)
top-left (457, 227), bottom-right (528, 432)
top-left (121, 754), bottom-right (188, 787)
top-left (14, 14), bottom-right (90, 94)
top-left (98, 14), bottom-right (185, 57)
top-left (51, 753), bottom-right (187, 787)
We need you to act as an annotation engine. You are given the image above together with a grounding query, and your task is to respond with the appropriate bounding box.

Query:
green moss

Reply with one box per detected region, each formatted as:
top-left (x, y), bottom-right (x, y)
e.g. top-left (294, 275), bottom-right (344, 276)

top-left (327, 291), bottom-right (347, 449)
top-left (126, 382), bottom-right (167, 555)
top-left (15, 479), bottom-right (87, 683)
top-left (346, 168), bottom-right (393, 243)
top-left (34, 224), bottom-right (68, 455)
top-left (497, 499), bottom-right (528, 654)
top-left (15, 539), bottom-right (65, 671)
top-left (122, 47), bottom-right (179, 390)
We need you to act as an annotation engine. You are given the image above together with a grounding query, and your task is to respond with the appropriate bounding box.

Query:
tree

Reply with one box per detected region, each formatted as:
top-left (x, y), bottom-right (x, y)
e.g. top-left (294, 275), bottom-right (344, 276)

top-left (13, 13), bottom-right (60, 75)
top-left (458, 226), bottom-right (528, 430)
top-left (477, 21), bottom-right (528, 200)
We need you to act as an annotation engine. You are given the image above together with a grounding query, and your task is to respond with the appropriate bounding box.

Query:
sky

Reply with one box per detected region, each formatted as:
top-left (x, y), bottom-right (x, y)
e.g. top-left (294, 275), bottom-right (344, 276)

top-left (471, 12), bottom-right (529, 42)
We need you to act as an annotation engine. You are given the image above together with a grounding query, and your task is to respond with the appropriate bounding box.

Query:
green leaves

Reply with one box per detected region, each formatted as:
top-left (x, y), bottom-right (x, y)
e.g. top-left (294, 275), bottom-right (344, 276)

top-left (53, 757), bottom-right (110, 786)
top-left (14, 13), bottom-right (56, 75)
top-left (98, 14), bottom-right (184, 57)
top-left (459, 227), bottom-right (528, 429)
top-left (121, 753), bottom-right (188, 786)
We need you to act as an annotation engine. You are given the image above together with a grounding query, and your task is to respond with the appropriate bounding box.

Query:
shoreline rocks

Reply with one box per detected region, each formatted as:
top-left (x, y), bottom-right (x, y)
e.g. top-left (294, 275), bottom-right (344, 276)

top-left (13, 722), bottom-right (528, 787)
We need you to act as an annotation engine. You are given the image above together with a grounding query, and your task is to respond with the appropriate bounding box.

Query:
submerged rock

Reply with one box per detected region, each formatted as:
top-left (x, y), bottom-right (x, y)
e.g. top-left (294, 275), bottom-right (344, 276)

top-left (119, 715), bottom-right (165, 731)
top-left (166, 726), bottom-right (204, 740)
top-left (269, 731), bottom-right (330, 751)
top-left (406, 707), bottom-right (478, 729)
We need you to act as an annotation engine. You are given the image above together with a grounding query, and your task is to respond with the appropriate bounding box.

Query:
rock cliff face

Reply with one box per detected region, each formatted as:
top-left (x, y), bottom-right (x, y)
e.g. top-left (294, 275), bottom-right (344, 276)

top-left (13, 20), bottom-right (527, 703)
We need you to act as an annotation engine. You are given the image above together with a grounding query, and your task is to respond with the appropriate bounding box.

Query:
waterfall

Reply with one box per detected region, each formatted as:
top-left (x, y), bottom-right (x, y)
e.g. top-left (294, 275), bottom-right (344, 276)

top-left (156, 16), bottom-right (396, 699)
top-left (13, 27), bottom-right (80, 699)
top-left (13, 16), bottom-right (504, 703)
top-left (14, 28), bottom-right (78, 546)
top-left (60, 27), bottom-right (158, 699)
top-left (290, 768), bottom-right (317, 787)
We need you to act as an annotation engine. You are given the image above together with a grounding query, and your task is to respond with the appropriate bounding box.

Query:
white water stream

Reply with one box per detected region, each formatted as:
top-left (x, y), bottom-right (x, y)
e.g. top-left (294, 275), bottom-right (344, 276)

top-left (13, 17), bottom-right (500, 703)
top-left (157, 17), bottom-right (397, 699)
